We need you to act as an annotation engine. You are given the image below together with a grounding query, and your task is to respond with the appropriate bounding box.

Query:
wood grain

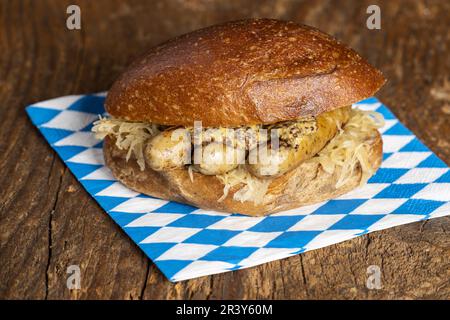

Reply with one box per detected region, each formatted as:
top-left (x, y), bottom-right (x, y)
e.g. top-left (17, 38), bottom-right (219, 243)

top-left (0, 0), bottom-right (449, 299)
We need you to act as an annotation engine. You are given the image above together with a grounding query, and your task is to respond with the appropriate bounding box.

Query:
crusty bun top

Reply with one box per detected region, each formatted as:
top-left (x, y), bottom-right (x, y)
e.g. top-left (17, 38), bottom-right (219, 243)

top-left (106, 19), bottom-right (386, 127)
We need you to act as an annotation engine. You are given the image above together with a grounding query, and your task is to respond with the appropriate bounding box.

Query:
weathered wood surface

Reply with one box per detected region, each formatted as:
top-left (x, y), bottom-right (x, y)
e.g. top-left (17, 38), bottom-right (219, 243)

top-left (0, 0), bottom-right (449, 299)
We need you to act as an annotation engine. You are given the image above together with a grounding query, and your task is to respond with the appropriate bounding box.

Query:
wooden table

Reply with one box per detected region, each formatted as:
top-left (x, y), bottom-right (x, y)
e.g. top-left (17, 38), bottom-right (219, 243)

top-left (1, 0), bottom-right (449, 300)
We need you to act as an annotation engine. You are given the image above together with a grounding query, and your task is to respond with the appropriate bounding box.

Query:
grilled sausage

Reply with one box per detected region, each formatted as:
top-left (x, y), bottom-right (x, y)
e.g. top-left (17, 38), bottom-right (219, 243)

top-left (194, 142), bottom-right (246, 175)
top-left (145, 128), bottom-right (191, 171)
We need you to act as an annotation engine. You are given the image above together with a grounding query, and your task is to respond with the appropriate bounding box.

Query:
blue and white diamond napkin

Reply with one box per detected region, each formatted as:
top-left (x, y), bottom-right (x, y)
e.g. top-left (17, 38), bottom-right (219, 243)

top-left (26, 93), bottom-right (450, 282)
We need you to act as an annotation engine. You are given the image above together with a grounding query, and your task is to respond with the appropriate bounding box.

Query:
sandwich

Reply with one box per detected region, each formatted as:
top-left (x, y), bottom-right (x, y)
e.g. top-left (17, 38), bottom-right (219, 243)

top-left (92, 19), bottom-right (386, 216)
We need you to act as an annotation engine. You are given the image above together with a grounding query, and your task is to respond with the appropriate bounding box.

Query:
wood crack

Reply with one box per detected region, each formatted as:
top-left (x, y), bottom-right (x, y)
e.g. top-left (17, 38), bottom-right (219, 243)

top-left (364, 234), bottom-right (371, 261)
top-left (419, 220), bottom-right (429, 233)
top-left (205, 275), bottom-right (214, 300)
top-left (298, 254), bottom-right (309, 298)
top-left (279, 261), bottom-right (287, 297)
top-left (139, 261), bottom-right (150, 300)
top-left (44, 164), bottom-right (65, 300)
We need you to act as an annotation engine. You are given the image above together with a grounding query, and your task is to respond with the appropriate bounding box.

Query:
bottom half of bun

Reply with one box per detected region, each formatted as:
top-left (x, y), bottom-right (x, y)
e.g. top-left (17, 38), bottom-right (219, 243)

top-left (103, 132), bottom-right (382, 216)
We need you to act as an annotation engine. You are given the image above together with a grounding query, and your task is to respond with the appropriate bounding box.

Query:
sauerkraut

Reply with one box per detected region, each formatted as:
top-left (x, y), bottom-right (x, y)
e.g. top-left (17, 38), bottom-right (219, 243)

top-left (311, 108), bottom-right (384, 188)
top-left (217, 165), bottom-right (271, 204)
top-left (92, 117), bottom-right (160, 170)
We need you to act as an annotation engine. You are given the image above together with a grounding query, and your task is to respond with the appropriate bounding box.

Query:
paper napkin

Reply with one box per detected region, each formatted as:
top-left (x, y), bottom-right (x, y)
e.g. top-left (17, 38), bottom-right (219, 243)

top-left (26, 94), bottom-right (450, 282)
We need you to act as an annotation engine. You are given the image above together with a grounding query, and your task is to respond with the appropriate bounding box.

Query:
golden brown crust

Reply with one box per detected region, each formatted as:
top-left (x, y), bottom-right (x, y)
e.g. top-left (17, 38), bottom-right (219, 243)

top-left (105, 19), bottom-right (386, 127)
top-left (103, 130), bottom-right (383, 216)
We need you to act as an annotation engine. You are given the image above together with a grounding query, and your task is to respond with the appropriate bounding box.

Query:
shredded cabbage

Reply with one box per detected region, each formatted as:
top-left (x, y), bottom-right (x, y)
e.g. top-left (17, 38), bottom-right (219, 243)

top-left (311, 108), bottom-right (385, 188)
top-left (217, 165), bottom-right (271, 204)
top-left (92, 116), bottom-right (160, 170)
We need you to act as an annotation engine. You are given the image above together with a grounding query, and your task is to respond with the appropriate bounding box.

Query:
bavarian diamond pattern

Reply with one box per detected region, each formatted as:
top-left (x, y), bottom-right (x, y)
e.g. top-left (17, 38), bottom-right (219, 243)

top-left (26, 94), bottom-right (450, 282)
